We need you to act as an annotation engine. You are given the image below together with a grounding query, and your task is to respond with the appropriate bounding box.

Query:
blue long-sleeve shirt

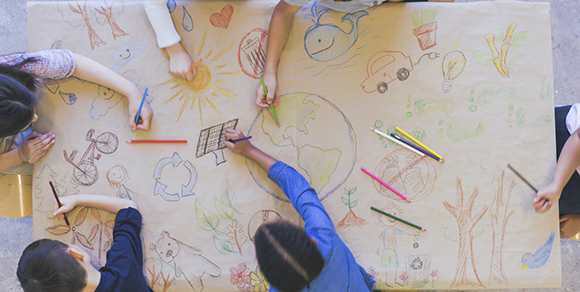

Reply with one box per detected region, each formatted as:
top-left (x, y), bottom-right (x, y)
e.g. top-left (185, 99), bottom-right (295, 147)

top-left (267, 161), bottom-right (375, 292)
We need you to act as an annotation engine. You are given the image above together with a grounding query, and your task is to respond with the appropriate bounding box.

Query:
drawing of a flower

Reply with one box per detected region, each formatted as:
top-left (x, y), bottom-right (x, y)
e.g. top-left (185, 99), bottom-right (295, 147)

top-left (399, 271), bottom-right (408, 282)
top-left (367, 266), bottom-right (378, 279)
top-left (230, 263), bottom-right (251, 290)
top-left (250, 268), bottom-right (267, 292)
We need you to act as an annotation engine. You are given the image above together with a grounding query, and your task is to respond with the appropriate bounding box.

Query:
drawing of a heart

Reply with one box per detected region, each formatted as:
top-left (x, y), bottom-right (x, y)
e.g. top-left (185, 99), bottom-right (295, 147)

top-left (210, 4), bottom-right (233, 29)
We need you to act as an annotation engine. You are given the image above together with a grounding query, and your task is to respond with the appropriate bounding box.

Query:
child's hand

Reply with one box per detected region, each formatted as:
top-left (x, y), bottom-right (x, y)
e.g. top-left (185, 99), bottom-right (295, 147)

top-left (533, 183), bottom-right (561, 213)
top-left (166, 42), bottom-right (196, 81)
top-left (128, 90), bottom-right (153, 131)
top-left (225, 129), bottom-right (254, 156)
top-left (50, 195), bottom-right (78, 219)
top-left (255, 74), bottom-right (280, 108)
top-left (18, 131), bottom-right (56, 163)
top-left (560, 214), bottom-right (580, 238)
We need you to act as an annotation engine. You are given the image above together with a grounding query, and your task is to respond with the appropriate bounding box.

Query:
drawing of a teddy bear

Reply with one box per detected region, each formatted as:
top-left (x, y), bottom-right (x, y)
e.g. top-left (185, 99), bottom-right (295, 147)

top-left (150, 231), bottom-right (221, 292)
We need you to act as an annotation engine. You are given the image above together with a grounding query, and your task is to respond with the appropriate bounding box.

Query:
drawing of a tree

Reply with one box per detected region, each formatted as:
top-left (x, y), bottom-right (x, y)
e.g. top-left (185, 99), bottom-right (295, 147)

top-left (94, 0), bottom-right (128, 39)
top-left (443, 178), bottom-right (488, 289)
top-left (34, 164), bottom-right (59, 214)
top-left (489, 170), bottom-right (515, 285)
top-left (69, 1), bottom-right (106, 50)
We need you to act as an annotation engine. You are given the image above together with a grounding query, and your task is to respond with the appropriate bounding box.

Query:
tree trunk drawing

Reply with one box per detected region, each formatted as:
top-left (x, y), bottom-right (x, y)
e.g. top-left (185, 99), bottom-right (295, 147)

top-left (489, 170), bottom-right (515, 284)
top-left (95, 0), bottom-right (129, 40)
top-left (443, 178), bottom-right (488, 289)
top-left (69, 1), bottom-right (106, 50)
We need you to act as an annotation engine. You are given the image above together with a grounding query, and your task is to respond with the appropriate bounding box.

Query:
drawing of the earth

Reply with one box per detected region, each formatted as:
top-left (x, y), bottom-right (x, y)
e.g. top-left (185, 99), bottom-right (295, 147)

top-left (247, 92), bottom-right (356, 202)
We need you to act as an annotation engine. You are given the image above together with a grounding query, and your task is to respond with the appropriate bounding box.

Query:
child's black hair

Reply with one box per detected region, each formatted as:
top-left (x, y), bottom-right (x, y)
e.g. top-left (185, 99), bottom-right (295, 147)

top-left (254, 220), bottom-right (325, 292)
top-left (17, 239), bottom-right (87, 292)
top-left (0, 56), bottom-right (39, 137)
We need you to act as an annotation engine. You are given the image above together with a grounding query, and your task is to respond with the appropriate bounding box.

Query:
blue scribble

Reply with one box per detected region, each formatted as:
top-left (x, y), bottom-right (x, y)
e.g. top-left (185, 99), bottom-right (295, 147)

top-left (89, 86), bottom-right (124, 122)
top-left (303, 3), bottom-right (368, 62)
top-left (167, 0), bottom-right (176, 13)
top-left (521, 231), bottom-right (555, 270)
top-left (110, 40), bottom-right (147, 70)
top-left (59, 90), bottom-right (77, 105)
top-left (182, 6), bottom-right (193, 32)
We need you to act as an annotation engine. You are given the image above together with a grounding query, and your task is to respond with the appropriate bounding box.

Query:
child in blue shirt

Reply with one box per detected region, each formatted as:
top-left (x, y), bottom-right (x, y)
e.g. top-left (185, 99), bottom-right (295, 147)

top-left (17, 194), bottom-right (153, 292)
top-left (225, 128), bottom-right (375, 292)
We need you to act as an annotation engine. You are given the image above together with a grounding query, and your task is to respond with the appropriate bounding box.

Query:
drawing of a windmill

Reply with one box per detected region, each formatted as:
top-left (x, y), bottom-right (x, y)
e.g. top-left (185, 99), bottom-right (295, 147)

top-left (196, 119), bottom-right (238, 165)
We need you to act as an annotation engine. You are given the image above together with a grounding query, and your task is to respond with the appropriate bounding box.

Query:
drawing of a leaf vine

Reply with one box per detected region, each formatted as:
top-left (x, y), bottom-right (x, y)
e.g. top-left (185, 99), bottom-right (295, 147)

top-left (341, 186), bottom-right (358, 211)
top-left (216, 179), bottom-right (247, 255)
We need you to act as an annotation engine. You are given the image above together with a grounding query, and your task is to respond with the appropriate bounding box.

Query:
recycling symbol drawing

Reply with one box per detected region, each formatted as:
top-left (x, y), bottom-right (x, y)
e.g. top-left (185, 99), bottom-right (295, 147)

top-left (153, 152), bottom-right (197, 201)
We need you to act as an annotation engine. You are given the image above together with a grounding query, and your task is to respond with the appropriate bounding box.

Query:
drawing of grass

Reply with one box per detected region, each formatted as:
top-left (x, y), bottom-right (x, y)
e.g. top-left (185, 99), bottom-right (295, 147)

top-left (410, 7), bottom-right (440, 27)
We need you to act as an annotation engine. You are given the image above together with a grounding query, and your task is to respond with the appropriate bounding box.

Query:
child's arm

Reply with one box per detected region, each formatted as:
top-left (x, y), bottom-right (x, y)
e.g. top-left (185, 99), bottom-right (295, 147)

top-left (72, 53), bottom-right (152, 131)
top-left (535, 128), bottom-right (580, 212)
top-left (53, 194), bottom-right (138, 218)
top-left (224, 129), bottom-right (277, 171)
top-left (144, 0), bottom-right (197, 80)
top-left (256, 1), bottom-right (302, 108)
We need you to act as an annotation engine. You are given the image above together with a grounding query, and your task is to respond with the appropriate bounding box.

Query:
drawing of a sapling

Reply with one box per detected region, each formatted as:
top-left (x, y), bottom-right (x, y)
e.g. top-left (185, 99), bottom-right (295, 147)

top-left (336, 186), bottom-right (367, 228)
top-left (410, 7), bottom-right (440, 50)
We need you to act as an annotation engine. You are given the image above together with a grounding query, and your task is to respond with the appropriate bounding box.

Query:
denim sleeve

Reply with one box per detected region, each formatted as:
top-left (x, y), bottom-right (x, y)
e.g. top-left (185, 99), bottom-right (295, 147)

top-left (267, 161), bottom-right (336, 236)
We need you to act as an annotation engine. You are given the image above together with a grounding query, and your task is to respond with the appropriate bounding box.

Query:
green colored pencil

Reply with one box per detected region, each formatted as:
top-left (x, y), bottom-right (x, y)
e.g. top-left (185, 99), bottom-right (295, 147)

top-left (370, 206), bottom-right (426, 231)
top-left (260, 77), bottom-right (280, 127)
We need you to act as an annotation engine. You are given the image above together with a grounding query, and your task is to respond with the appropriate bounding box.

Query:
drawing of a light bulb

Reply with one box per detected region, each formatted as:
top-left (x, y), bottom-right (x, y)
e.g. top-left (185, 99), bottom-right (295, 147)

top-left (441, 51), bottom-right (466, 93)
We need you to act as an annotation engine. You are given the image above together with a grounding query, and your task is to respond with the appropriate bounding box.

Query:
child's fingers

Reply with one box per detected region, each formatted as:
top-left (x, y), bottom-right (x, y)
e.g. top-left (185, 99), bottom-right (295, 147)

top-left (185, 69), bottom-right (194, 81)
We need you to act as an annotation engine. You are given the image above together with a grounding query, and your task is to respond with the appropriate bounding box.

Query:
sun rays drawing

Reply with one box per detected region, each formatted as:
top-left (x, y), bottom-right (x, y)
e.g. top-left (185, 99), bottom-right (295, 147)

top-left (154, 30), bottom-right (241, 126)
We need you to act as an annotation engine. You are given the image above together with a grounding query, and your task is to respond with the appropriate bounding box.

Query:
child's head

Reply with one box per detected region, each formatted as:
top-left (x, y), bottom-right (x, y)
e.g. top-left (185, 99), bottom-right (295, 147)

top-left (17, 239), bottom-right (87, 292)
top-left (107, 165), bottom-right (130, 188)
top-left (378, 202), bottom-right (404, 227)
top-left (0, 57), bottom-right (39, 138)
top-left (254, 220), bottom-right (324, 292)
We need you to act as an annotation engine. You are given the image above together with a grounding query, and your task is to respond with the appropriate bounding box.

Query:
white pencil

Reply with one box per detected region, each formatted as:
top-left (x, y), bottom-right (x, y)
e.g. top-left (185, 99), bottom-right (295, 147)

top-left (370, 127), bottom-right (424, 157)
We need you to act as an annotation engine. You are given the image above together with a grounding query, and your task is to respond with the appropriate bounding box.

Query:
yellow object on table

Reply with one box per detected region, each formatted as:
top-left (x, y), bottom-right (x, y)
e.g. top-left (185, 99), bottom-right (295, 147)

top-left (0, 174), bottom-right (33, 218)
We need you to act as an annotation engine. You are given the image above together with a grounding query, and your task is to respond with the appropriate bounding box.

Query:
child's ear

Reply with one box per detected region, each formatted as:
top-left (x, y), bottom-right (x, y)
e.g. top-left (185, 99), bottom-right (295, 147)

top-left (69, 246), bottom-right (85, 260)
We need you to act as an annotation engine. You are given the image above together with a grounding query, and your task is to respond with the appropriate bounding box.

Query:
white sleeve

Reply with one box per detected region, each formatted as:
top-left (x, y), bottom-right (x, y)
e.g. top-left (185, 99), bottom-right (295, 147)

top-left (144, 0), bottom-right (182, 48)
top-left (566, 104), bottom-right (580, 135)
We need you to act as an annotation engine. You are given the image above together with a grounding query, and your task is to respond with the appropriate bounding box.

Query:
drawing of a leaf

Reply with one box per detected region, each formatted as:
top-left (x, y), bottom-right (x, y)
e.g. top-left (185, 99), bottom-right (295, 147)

top-left (76, 233), bottom-right (94, 250)
top-left (104, 240), bottom-right (111, 251)
top-left (341, 197), bottom-right (349, 206)
top-left (91, 208), bottom-right (101, 221)
top-left (220, 178), bottom-right (241, 214)
top-left (213, 233), bottom-right (235, 255)
top-left (75, 206), bottom-right (89, 226)
top-left (215, 197), bottom-right (234, 220)
top-left (195, 199), bottom-right (219, 231)
top-left (471, 51), bottom-right (493, 67)
top-left (511, 31), bottom-right (528, 47)
top-left (88, 224), bottom-right (99, 241)
top-left (105, 220), bottom-right (115, 229)
top-left (351, 199), bottom-right (359, 209)
top-left (227, 220), bottom-right (248, 255)
top-left (507, 53), bottom-right (525, 68)
top-left (351, 186), bottom-right (357, 194)
top-left (45, 225), bottom-right (70, 235)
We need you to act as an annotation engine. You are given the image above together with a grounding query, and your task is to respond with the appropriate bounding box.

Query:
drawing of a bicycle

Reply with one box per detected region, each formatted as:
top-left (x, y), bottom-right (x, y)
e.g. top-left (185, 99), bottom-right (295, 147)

top-left (64, 129), bottom-right (119, 186)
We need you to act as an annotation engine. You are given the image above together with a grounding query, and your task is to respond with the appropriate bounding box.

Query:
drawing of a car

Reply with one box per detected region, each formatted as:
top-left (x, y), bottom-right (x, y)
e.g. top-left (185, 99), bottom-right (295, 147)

top-left (361, 51), bottom-right (414, 94)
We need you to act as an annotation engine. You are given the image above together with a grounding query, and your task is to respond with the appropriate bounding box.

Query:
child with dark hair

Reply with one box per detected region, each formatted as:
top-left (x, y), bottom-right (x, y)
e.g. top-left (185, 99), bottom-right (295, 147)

top-left (225, 128), bottom-right (375, 292)
top-left (0, 50), bottom-right (153, 174)
top-left (17, 194), bottom-right (153, 292)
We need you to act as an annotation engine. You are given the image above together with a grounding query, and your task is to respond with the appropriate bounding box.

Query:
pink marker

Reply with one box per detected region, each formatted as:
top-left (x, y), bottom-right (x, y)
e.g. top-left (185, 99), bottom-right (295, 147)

top-left (361, 167), bottom-right (411, 202)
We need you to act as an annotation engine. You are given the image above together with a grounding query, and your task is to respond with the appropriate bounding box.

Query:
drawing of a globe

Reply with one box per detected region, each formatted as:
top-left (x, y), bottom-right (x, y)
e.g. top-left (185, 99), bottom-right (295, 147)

top-left (247, 92), bottom-right (356, 202)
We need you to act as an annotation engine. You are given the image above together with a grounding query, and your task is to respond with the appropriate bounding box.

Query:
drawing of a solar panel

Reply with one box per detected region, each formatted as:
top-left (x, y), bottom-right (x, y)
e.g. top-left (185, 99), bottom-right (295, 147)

top-left (196, 119), bottom-right (238, 165)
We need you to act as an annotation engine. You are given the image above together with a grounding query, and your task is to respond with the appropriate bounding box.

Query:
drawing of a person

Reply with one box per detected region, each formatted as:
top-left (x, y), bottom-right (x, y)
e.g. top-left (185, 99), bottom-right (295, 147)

top-left (376, 203), bottom-right (417, 287)
top-left (107, 165), bottom-right (138, 200)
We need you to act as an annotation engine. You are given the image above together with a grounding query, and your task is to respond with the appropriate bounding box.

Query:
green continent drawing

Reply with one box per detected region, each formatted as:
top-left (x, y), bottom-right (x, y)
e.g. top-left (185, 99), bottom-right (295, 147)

top-left (248, 92), bottom-right (356, 202)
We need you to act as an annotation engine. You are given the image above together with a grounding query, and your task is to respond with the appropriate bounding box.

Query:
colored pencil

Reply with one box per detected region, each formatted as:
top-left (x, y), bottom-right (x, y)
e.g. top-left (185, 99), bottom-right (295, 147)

top-left (390, 133), bottom-right (444, 163)
top-left (230, 136), bottom-right (252, 143)
top-left (260, 77), bottom-right (280, 127)
top-left (395, 126), bottom-right (443, 160)
top-left (126, 140), bottom-right (187, 144)
top-left (507, 164), bottom-right (538, 193)
top-left (361, 167), bottom-right (411, 202)
top-left (371, 206), bottom-right (426, 231)
top-left (370, 127), bottom-right (424, 157)
top-left (135, 87), bottom-right (148, 125)
top-left (191, 58), bottom-right (203, 71)
top-left (49, 181), bottom-right (70, 227)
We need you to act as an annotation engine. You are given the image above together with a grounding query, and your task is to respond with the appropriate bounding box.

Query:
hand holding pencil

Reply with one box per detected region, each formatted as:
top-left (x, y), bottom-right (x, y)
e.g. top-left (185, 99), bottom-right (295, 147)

top-left (533, 183), bottom-right (559, 213)
top-left (255, 75), bottom-right (279, 108)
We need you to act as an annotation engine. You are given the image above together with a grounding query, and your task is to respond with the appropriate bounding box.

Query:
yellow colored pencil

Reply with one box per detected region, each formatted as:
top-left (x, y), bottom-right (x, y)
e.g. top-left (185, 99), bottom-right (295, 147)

top-left (395, 126), bottom-right (443, 160)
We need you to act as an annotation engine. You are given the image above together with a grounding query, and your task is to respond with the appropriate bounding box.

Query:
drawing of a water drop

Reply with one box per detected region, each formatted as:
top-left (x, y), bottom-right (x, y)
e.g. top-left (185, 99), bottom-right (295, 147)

top-left (167, 0), bottom-right (176, 13)
top-left (182, 6), bottom-right (193, 32)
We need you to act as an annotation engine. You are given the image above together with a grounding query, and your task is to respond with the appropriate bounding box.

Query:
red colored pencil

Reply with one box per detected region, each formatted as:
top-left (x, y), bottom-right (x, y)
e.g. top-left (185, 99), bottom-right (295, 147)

top-left (49, 181), bottom-right (70, 227)
top-left (126, 140), bottom-right (187, 144)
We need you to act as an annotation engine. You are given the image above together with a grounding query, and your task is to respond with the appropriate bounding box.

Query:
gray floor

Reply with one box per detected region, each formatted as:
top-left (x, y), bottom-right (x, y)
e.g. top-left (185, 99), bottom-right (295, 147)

top-left (1, 0), bottom-right (579, 291)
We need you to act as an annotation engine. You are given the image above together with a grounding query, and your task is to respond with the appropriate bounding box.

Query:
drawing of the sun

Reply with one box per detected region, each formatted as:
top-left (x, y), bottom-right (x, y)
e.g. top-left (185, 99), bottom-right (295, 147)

top-left (155, 30), bottom-right (241, 126)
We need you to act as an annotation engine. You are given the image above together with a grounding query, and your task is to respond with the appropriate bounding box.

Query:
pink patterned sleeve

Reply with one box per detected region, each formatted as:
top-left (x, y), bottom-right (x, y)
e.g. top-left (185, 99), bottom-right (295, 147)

top-left (0, 49), bottom-right (76, 79)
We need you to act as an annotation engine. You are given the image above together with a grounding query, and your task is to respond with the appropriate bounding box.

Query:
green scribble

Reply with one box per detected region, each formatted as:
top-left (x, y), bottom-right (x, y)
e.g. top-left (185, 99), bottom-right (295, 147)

top-left (195, 199), bottom-right (220, 231)
top-left (341, 187), bottom-right (359, 211)
top-left (297, 145), bottom-right (341, 194)
top-left (375, 120), bottom-right (384, 128)
top-left (213, 233), bottom-right (236, 255)
top-left (478, 86), bottom-right (519, 108)
top-left (409, 7), bottom-right (440, 27)
top-left (438, 119), bottom-right (445, 125)
top-left (469, 105), bottom-right (477, 112)
top-left (414, 99), bottom-right (453, 117)
top-left (469, 97), bottom-right (474, 102)
top-left (438, 128), bottom-right (443, 133)
top-left (508, 104), bottom-right (514, 111)
top-left (406, 112), bottom-right (412, 117)
top-left (471, 50), bottom-right (494, 67)
top-left (446, 123), bottom-right (485, 142)
top-left (515, 108), bottom-right (552, 128)
top-left (511, 31), bottom-right (529, 47)
top-left (538, 81), bottom-right (554, 100)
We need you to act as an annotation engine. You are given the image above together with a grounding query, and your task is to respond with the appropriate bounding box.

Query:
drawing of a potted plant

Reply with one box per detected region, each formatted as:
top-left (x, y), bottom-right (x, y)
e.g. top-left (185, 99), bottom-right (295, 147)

top-left (410, 7), bottom-right (440, 50)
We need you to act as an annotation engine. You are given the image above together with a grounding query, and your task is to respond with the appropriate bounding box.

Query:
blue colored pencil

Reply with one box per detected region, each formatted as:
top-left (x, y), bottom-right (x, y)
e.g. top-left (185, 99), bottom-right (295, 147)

top-left (390, 133), bottom-right (444, 163)
top-left (230, 136), bottom-right (252, 143)
top-left (135, 87), bottom-right (148, 125)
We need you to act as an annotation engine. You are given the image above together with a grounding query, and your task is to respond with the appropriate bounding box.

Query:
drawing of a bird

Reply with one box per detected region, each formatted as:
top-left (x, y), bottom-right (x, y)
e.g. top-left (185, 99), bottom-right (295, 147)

top-left (521, 231), bottom-right (555, 270)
